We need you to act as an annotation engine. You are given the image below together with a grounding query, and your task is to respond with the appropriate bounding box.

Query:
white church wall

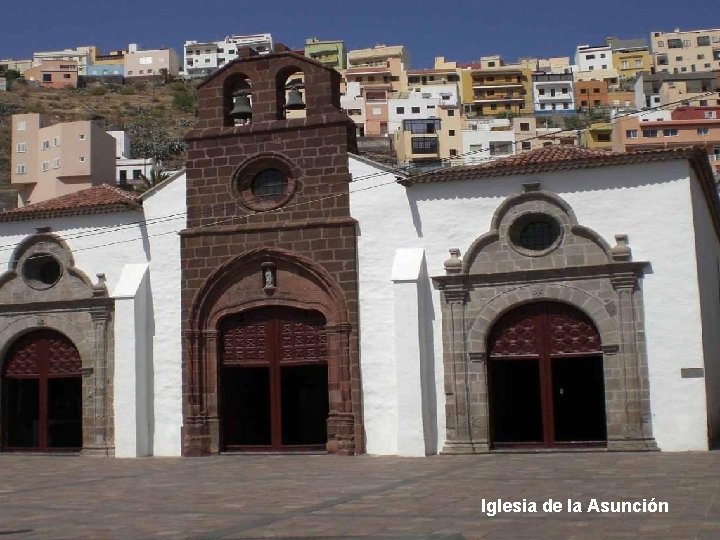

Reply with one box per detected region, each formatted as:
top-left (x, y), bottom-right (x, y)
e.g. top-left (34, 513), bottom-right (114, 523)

top-left (689, 167), bottom-right (720, 450)
top-left (351, 155), bottom-right (712, 453)
top-left (142, 172), bottom-right (186, 456)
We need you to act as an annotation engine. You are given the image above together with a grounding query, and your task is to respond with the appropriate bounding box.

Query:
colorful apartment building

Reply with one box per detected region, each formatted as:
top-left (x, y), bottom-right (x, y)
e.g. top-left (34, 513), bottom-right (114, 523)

top-left (461, 56), bottom-right (533, 117)
top-left (612, 106), bottom-right (720, 177)
top-left (575, 79), bottom-right (609, 110)
top-left (634, 72), bottom-right (720, 109)
top-left (607, 38), bottom-right (652, 81)
top-left (33, 46), bottom-right (93, 75)
top-left (407, 57), bottom-right (461, 94)
top-left (125, 43), bottom-right (179, 79)
top-left (650, 28), bottom-right (720, 74)
top-left (11, 114), bottom-right (116, 207)
top-left (581, 122), bottom-right (613, 149)
top-left (23, 60), bottom-right (78, 89)
top-left (86, 47), bottom-right (126, 77)
top-left (343, 45), bottom-right (409, 136)
top-left (304, 38), bottom-right (346, 71)
top-left (391, 84), bottom-right (462, 166)
top-left (532, 72), bottom-right (575, 114)
top-left (573, 44), bottom-right (619, 88)
top-left (183, 34), bottom-right (273, 78)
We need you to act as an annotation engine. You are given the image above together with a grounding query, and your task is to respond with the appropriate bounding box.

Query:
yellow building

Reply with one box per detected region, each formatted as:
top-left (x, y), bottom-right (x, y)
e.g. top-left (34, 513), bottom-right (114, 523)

top-left (608, 38), bottom-right (652, 81)
top-left (461, 56), bottom-right (533, 117)
top-left (394, 104), bottom-right (463, 167)
top-left (581, 122), bottom-right (613, 149)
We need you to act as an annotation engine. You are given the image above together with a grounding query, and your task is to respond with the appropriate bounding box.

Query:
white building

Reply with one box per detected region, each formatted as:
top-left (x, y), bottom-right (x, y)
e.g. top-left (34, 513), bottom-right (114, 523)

top-left (573, 44), bottom-right (619, 86)
top-left (107, 130), bottom-right (156, 184)
top-left (33, 46), bottom-right (93, 75)
top-left (183, 33), bottom-right (273, 78)
top-left (461, 118), bottom-right (515, 164)
top-left (388, 84), bottom-right (459, 133)
top-left (532, 72), bottom-right (575, 114)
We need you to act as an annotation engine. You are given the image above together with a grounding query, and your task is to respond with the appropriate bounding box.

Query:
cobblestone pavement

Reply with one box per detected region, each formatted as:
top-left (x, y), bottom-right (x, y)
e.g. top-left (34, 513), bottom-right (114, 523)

top-left (0, 452), bottom-right (719, 539)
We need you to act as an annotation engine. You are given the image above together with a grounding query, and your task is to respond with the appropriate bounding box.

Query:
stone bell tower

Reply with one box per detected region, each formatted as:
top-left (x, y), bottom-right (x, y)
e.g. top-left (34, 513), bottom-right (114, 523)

top-left (180, 45), bottom-right (363, 456)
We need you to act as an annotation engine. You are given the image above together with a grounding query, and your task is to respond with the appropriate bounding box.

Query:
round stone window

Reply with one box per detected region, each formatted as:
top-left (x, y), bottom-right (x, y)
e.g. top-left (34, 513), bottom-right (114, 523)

top-left (509, 214), bottom-right (562, 254)
top-left (22, 253), bottom-right (62, 290)
top-left (234, 156), bottom-right (298, 211)
top-left (251, 169), bottom-right (288, 201)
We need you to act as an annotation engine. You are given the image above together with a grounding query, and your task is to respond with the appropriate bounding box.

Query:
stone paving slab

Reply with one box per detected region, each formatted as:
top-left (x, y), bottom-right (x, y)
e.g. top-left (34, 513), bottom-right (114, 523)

top-left (0, 453), bottom-right (718, 539)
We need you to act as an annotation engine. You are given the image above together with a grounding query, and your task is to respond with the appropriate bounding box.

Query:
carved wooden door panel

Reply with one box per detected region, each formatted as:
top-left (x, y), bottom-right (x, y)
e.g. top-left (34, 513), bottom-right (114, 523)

top-left (220, 307), bottom-right (328, 451)
top-left (488, 302), bottom-right (605, 447)
top-left (2, 330), bottom-right (82, 451)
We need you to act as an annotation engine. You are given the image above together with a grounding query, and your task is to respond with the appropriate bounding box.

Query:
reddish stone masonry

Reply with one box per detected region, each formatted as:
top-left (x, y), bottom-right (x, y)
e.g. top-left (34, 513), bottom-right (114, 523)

top-left (180, 46), bottom-right (363, 456)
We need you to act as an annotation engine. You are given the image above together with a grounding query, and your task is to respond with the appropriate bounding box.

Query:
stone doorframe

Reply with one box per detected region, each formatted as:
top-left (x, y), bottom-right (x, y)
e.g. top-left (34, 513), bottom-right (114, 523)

top-left (183, 247), bottom-right (362, 456)
top-left (432, 188), bottom-right (658, 454)
top-left (0, 232), bottom-right (114, 455)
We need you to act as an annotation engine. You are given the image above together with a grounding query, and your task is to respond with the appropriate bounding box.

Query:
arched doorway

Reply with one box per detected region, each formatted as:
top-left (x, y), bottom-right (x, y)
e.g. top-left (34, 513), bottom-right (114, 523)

top-left (219, 306), bottom-right (329, 451)
top-left (488, 302), bottom-right (606, 448)
top-left (2, 330), bottom-right (83, 451)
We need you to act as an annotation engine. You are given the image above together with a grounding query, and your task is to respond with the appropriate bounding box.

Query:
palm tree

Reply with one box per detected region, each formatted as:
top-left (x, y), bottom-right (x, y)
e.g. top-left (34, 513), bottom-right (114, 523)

top-left (134, 168), bottom-right (171, 193)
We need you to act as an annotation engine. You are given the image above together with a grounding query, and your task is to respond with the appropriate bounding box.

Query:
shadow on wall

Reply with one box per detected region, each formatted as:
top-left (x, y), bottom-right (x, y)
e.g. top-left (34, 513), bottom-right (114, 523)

top-left (418, 257), bottom-right (438, 454)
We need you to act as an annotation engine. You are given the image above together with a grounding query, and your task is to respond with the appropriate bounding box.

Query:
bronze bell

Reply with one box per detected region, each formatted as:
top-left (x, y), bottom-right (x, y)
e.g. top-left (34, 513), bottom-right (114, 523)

top-left (285, 87), bottom-right (306, 110)
top-left (230, 91), bottom-right (252, 120)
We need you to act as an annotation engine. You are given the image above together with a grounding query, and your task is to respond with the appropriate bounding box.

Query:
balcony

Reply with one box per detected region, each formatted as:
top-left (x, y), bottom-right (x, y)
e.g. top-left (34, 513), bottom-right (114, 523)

top-left (536, 94), bottom-right (574, 101)
top-left (472, 81), bottom-right (523, 89)
top-left (473, 94), bottom-right (524, 103)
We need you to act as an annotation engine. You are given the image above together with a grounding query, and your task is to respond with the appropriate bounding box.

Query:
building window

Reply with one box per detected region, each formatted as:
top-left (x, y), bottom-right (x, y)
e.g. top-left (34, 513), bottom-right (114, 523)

top-left (662, 128), bottom-right (678, 137)
top-left (521, 141), bottom-right (532, 150)
top-left (449, 149), bottom-right (457, 156)
top-left (597, 133), bottom-right (611, 142)
top-left (705, 111), bottom-right (717, 119)
top-left (53, 158), bottom-right (61, 168)
top-left (642, 129), bottom-right (658, 138)
top-left (580, 88), bottom-right (587, 94)
top-left (42, 74), bottom-right (52, 82)
top-left (53, 137), bottom-right (60, 147)
top-left (586, 54), bottom-right (596, 60)
top-left (449, 130), bottom-right (455, 136)
top-left (79, 134), bottom-right (85, 140)
top-left (251, 169), bottom-right (288, 200)
top-left (539, 88), bottom-right (545, 95)
top-left (562, 103), bottom-right (569, 110)
top-left (79, 156), bottom-right (86, 162)
top-left (411, 106), bottom-right (420, 113)
top-left (396, 107), bottom-right (405, 114)
top-left (520, 122), bottom-right (530, 132)
top-left (667, 39), bottom-right (682, 48)
top-left (698, 36), bottom-right (711, 46)
top-left (16, 164), bottom-right (26, 174)
top-left (621, 60), bottom-right (629, 69)
top-left (42, 140), bottom-right (49, 150)
top-left (16, 143), bottom-right (26, 153)
top-left (42, 161), bottom-right (49, 171)
top-left (447, 110), bottom-right (455, 116)
top-left (403, 119), bottom-right (440, 134)
top-left (410, 137), bottom-right (438, 154)
top-left (626, 129), bottom-right (638, 138)
top-left (698, 127), bottom-right (710, 135)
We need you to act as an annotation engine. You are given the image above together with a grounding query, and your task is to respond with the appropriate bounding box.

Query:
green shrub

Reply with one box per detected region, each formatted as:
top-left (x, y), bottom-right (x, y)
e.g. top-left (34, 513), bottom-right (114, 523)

top-left (89, 85), bottom-right (107, 96)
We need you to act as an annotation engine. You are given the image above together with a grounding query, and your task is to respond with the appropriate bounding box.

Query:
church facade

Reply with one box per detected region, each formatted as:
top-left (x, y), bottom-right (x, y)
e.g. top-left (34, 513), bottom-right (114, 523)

top-left (0, 49), bottom-right (718, 456)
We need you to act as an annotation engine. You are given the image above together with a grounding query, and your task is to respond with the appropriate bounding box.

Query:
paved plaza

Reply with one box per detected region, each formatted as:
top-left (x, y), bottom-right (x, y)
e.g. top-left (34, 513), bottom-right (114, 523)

top-left (0, 451), bottom-right (719, 539)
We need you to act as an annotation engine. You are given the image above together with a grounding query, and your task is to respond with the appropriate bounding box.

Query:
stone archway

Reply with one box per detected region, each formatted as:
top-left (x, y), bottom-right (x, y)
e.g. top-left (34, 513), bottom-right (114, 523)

top-left (182, 248), bottom-right (361, 456)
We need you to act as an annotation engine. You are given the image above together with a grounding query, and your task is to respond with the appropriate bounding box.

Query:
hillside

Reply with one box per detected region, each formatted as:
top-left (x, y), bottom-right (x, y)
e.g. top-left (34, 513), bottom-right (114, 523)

top-left (0, 80), bottom-right (198, 210)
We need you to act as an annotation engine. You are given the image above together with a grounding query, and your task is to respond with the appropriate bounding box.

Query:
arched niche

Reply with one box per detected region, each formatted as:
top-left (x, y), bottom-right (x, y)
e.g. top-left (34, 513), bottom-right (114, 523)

top-left (274, 65), bottom-right (307, 120)
top-left (223, 72), bottom-right (253, 127)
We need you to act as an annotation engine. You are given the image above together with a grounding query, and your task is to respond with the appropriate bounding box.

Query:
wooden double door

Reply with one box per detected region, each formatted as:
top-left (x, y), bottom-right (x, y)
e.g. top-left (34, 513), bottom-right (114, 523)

top-left (488, 302), bottom-right (607, 448)
top-left (219, 307), bottom-right (329, 451)
top-left (2, 330), bottom-right (83, 452)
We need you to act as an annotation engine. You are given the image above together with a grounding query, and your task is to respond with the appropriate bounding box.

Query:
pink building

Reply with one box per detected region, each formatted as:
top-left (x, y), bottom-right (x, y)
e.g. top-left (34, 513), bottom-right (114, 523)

top-left (23, 60), bottom-right (78, 89)
top-left (11, 114), bottom-right (116, 207)
top-left (124, 43), bottom-right (179, 79)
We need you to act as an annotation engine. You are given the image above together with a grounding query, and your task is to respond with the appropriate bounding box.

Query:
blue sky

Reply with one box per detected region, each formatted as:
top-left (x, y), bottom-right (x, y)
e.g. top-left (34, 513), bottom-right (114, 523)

top-left (1, 0), bottom-right (716, 68)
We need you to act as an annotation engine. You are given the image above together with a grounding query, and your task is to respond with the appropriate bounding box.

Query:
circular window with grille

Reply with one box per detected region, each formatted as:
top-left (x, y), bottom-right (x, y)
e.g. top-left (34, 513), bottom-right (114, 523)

top-left (22, 253), bottom-right (63, 290)
top-left (509, 213), bottom-right (562, 255)
top-left (234, 155), bottom-right (298, 211)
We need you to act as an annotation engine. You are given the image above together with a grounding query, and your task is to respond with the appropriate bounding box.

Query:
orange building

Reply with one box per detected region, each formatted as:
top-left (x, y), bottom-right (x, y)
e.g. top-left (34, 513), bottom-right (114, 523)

top-left (612, 107), bottom-right (720, 176)
top-left (575, 80), bottom-right (609, 111)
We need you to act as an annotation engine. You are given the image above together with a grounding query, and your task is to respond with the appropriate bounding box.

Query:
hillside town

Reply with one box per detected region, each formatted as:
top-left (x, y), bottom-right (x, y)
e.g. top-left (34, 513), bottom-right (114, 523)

top-left (2, 27), bottom-right (720, 211)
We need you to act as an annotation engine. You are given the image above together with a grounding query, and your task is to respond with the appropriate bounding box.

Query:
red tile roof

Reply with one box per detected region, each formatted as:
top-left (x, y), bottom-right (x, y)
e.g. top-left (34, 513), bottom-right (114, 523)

top-left (0, 184), bottom-right (141, 222)
top-left (403, 146), bottom-right (710, 184)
